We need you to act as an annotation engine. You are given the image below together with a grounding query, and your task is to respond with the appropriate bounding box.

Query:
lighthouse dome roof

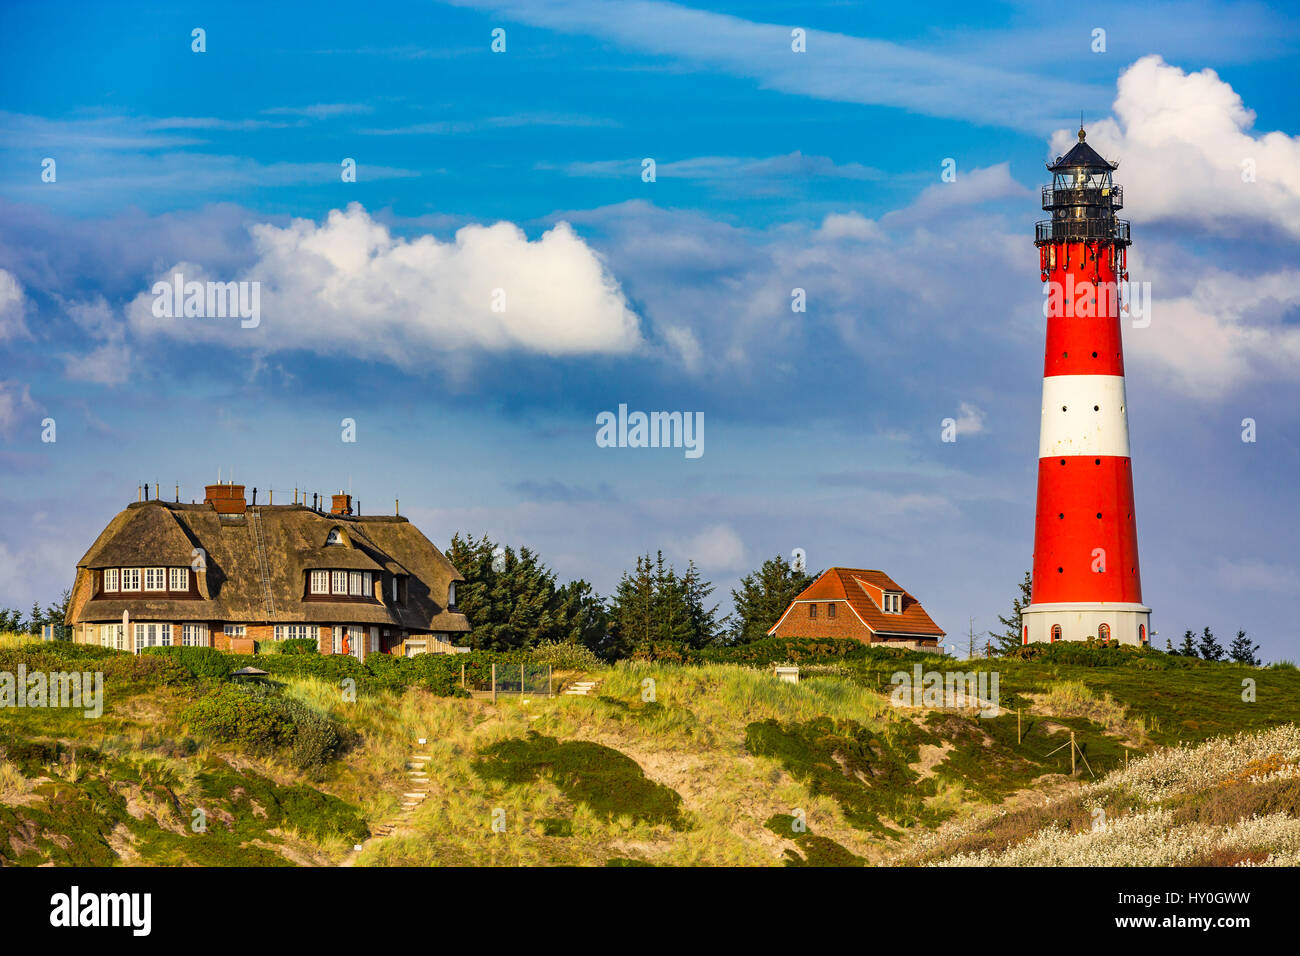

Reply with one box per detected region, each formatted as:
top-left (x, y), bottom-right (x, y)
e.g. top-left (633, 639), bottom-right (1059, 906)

top-left (1048, 128), bottom-right (1118, 172)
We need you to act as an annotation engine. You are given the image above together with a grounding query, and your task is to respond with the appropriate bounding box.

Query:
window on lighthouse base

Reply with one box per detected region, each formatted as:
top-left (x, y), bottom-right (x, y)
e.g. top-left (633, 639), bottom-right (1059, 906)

top-left (1051, 625), bottom-right (1061, 643)
top-left (1099, 623), bottom-right (1111, 643)
top-left (1139, 624), bottom-right (1147, 644)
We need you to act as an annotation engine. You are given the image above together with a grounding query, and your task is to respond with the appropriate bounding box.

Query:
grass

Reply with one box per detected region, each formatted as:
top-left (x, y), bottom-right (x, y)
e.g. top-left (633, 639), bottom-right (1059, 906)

top-left (5, 634), bottom-right (1300, 866)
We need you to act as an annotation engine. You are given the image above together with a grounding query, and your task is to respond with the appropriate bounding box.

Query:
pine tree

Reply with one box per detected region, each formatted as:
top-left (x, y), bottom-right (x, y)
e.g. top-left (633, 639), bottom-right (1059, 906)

top-left (606, 554), bottom-right (656, 659)
top-left (728, 554), bottom-right (815, 644)
top-left (1178, 629), bottom-right (1198, 657)
top-left (446, 532), bottom-right (593, 652)
top-left (553, 579), bottom-right (609, 651)
top-left (990, 570), bottom-right (1033, 654)
top-left (680, 561), bottom-right (727, 649)
top-left (1198, 626), bottom-right (1225, 662)
top-left (1165, 636), bottom-right (1177, 655)
top-left (1228, 629), bottom-right (1260, 666)
top-left (27, 601), bottom-right (44, 635)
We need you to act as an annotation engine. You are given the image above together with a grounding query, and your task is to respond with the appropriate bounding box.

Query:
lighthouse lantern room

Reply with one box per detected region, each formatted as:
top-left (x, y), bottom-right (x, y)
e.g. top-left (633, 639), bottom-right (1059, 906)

top-left (1022, 126), bottom-right (1151, 647)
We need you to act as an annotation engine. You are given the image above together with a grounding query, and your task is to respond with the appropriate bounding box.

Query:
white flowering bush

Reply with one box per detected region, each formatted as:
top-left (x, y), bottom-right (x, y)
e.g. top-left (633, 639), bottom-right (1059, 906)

top-left (919, 724), bottom-right (1300, 866)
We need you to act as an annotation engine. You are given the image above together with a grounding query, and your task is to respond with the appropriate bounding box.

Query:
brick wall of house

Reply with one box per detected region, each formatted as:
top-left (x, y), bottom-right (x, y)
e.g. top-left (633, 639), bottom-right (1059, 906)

top-left (770, 600), bottom-right (872, 642)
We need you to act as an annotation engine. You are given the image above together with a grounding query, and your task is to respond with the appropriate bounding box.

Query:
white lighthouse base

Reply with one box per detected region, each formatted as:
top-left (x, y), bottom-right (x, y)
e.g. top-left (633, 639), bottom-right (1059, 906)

top-left (1022, 602), bottom-right (1151, 647)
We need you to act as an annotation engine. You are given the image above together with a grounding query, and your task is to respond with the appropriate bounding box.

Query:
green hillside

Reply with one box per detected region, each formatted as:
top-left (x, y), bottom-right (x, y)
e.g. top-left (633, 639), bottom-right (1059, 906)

top-left (2, 633), bottom-right (1298, 866)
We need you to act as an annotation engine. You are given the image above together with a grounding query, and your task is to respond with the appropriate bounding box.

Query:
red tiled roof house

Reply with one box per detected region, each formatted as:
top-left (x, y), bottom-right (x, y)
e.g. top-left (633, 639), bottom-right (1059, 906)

top-left (767, 568), bottom-right (945, 649)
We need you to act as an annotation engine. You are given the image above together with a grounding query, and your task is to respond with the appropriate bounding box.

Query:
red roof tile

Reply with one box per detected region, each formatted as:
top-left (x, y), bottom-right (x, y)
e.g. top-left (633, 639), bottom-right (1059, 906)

top-left (770, 567), bottom-right (945, 637)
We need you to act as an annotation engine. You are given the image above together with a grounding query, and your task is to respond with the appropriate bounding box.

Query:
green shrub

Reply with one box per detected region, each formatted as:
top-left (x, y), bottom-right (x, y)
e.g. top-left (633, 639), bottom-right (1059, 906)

top-left (531, 641), bottom-right (603, 671)
top-left (702, 637), bottom-right (872, 666)
top-left (181, 684), bottom-right (294, 750)
top-left (142, 645), bottom-right (237, 679)
top-left (180, 683), bottom-right (346, 771)
top-left (277, 638), bottom-right (319, 656)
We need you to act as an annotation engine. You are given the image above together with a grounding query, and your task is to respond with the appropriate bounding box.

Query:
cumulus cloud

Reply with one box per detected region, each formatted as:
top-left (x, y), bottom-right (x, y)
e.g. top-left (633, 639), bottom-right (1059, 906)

top-left (953, 402), bottom-right (986, 436)
top-left (1125, 258), bottom-right (1300, 396)
top-left (0, 268), bottom-right (28, 340)
top-left (672, 523), bottom-right (746, 572)
top-left (126, 203), bottom-right (642, 364)
top-left (1053, 55), bottom-right (1300, 239)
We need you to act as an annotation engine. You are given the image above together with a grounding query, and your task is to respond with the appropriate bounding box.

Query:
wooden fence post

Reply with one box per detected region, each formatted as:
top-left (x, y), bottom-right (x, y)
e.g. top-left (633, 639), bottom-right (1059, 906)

top-left (492, 663), bottom-right (497, 704)
top-left (461, 662), bottom-right (465, 689)
top-left (521, 663), bottom-right (526, 697)
top-left (1017, 708), bottom-right (1022, 744)
top-left (1070, 731), bottom-right (1077, 776)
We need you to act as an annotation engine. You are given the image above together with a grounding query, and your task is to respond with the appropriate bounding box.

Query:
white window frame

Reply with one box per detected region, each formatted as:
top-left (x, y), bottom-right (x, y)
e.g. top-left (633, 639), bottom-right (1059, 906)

top-left (391, 577), bottom-right (398, 602)
top-left (169, 567), bottom-right (188, 591)
top-left (331, 626), bottom-right (343, 655)
top-left (274, 624), bottom-right (317, 642)
top-left (883, 592), bottom-right (902, 614)
top-left (310, 570), bottom-right (329, 595)
top-left (363, 571), bottom-right (372, 596)
top-left (134, 622), bottom-right (167, 652)
top-left (332, 571), bottom-right (348, 595)
top-left (448, 581), bottom-right (456, 607)
top-left (182, 623), bottom-right (210, 647)
top-left (101, 623), bottom-right (125, 650)
top-left (144, 567), bottom-right (167, 591)
top-left (121, 568), bottom-right (141, 591)
top-left (349, 571), bottom-right (362, 596)
top-left (223, 624), bottom-right (246, 637)
top-left (104, 569), bottom-right (120, 592)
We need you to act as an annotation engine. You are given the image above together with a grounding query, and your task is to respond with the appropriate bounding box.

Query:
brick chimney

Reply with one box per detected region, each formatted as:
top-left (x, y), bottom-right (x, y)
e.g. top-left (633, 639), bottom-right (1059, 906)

top-left (204, 482), bottom-right (247, 515)
top-left (331, 492), bottom-right (353, 516)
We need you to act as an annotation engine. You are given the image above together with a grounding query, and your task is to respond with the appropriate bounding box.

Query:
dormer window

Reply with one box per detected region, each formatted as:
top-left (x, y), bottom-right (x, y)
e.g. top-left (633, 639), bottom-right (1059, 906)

top-left (448, 581), bottom-right (457, 608)
top-left (331, 571), bottom-right (347, 594)
top-left (882, 592), bottom-right (902, 614)
top-left (310, 570), bottom-right (329, 594)
top-left (144, 567), bottom-right (167, 591)
top-left (104, 569), bottom-right (120, 592)
top-left (169, 567), bottom-right (188, 591)
top-left (325, 528), bottom-right (344, 546)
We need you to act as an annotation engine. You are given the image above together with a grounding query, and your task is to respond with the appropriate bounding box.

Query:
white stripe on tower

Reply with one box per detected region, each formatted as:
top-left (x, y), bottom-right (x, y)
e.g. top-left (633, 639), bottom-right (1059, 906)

top-left (1038, 375), bottom-right (1131, 458)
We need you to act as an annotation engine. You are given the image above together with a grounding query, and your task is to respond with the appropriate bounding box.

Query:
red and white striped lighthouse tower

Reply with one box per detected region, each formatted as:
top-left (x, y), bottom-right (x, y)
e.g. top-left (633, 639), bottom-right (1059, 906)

top-left (1023, 126), bottom-right (1151, 646)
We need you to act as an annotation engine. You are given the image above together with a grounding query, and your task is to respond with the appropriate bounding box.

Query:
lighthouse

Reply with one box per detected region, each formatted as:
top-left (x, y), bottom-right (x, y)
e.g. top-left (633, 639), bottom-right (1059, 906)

top-left (1022, 126), bottom-right (1151, 647)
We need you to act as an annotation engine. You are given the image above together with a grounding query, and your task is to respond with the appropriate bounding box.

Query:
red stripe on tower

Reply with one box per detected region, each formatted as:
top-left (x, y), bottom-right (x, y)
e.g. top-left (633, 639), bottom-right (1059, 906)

top-left (1022, 125), bottom-right (1151, 647)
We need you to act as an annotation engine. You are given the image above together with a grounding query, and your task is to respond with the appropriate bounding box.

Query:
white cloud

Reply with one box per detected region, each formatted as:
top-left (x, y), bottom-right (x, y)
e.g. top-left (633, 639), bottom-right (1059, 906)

top-left (1054, 55), bottom-right (1300, 239)
top-left (126, 203), bottom-right (643, 364)
top-left (816, 212), bottom-right (883, 242)
top-left (63, 343), bottom-right (131, 387)
top-left (1125, 258), bottom-right (1300, 396)
top-left (673, 523), bottom-right (746, 572)
top-left (444, 0), bottom-right (1101, 130)
top-left (953, 402), bottom-right (986, 436)
top-left (0, 380), bottom-right (38, 438)
top-left (0, 269), bottom-right (28, 340)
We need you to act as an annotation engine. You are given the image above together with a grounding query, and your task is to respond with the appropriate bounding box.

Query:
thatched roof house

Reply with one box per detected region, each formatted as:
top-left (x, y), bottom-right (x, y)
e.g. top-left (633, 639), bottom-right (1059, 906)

top-left (66, 485), bottom-right (470, 658)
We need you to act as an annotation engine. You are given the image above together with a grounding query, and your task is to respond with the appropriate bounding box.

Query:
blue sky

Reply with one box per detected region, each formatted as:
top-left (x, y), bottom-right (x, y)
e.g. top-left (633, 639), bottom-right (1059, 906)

top-left (2, 0), bottom-right (1299, 658)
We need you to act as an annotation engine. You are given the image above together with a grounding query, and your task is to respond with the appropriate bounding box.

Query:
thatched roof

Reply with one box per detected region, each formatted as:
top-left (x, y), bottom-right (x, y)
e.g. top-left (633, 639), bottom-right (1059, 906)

top-left (70, 501), bottom-right (468, 633)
